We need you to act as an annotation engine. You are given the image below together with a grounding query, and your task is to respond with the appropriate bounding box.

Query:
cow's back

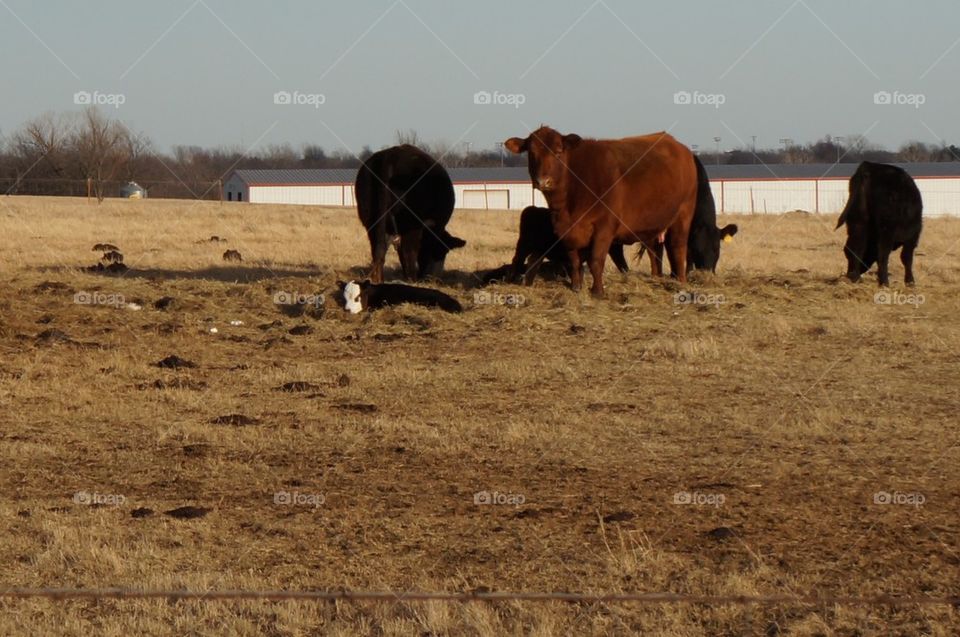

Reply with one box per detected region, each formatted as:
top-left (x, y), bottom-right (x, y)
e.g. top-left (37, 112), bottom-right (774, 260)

top-left (566, 133), bottom-right (694, 226)
top-left (842, 162), bottom-right (922, 243)
top-left (356, 145), bottom-right (454, 230)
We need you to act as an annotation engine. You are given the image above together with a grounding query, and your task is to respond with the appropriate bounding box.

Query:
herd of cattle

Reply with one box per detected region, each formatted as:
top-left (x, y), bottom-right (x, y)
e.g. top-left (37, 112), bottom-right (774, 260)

top-left (350, 126), bottom-right (923, 310)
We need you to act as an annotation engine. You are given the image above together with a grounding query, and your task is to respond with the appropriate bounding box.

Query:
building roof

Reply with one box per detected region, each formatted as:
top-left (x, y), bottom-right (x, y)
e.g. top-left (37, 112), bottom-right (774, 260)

top-left (231, 168), bottom-right (358, 185)
top-left (706, 162), bottom-right (960, 180)
top-left (229, 162), bottom-right (960, 186)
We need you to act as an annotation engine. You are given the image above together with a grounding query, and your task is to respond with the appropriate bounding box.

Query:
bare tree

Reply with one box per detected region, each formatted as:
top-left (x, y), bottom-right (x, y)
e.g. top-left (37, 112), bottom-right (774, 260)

top-left (74, 107), bottom-right (130, 202)
top-left (11, 112), bottom-right (75, 178)
top-left (119, 129), bottom-right (152, 181)
top-left (898, 141), bottom-right (932, 163)
top-left (395, 129), bottom-right (420, 146)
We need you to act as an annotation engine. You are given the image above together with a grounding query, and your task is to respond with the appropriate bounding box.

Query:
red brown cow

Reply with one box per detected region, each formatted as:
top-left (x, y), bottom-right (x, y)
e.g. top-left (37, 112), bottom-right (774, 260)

top-left (505, 126), bottom-right (699, 296)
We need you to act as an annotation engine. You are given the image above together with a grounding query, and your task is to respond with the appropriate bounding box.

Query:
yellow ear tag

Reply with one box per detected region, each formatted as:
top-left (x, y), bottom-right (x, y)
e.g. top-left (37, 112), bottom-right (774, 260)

top-left (723, 235), bottom-right (733, 243)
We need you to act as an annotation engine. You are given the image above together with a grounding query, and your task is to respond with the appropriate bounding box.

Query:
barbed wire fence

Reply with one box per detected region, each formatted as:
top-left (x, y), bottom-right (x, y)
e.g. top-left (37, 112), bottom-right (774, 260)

top-left (0, 178), bottom-right (224, 200)
top-left (1, 588), bottom-right (957, 607)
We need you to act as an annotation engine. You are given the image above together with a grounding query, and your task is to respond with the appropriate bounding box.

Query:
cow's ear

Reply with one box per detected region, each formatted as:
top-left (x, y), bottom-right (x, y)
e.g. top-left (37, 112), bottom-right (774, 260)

top-left (562, 134), bottom-right (583, 150)
top-left (360, 279), bottom-right (371, 289)
top-left (336, 280), bottom-right (346, 290)
top-left (720, 224), bottom-right (738, 241)
top-left (504, 137), bottom-right (528, 154)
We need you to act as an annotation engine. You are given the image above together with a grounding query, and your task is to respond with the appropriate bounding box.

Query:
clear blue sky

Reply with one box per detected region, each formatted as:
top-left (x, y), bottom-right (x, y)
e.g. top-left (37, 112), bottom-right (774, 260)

top-left (2, 0), bottom-right (957, 155)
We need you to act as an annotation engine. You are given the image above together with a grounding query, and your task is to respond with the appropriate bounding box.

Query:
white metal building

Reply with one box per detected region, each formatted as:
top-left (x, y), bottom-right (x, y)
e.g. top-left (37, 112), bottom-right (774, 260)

top-left (224, 163), bottom-right (960, 216)
top-left (706, 162), bottom-right (960, 217)
top-left (224, 168), bottom-right (547, 209)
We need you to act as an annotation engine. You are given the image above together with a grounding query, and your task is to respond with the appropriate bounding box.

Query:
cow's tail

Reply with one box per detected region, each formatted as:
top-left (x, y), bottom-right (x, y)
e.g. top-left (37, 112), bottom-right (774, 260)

top-left (835, 200), bottom-right (851, 229)
top-left (836, 165), bottom-right (865, 229)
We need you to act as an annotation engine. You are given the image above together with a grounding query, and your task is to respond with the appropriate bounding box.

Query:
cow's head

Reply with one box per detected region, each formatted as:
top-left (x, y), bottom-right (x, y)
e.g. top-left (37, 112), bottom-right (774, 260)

top-left (843, 231), bottom-right (877, 281)
top-left (337, 280), bottom-right (367, 313)
top-left (505, 126), bottom-right (582, 195)
top-left (690, 223), bottom-right (738, 272)
top-left (418, 228), bottom-right (466, 279)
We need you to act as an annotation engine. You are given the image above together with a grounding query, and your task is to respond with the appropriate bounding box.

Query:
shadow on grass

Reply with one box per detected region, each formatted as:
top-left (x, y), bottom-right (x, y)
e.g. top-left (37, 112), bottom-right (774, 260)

top-left (45, 264), bottom-right (326, 283)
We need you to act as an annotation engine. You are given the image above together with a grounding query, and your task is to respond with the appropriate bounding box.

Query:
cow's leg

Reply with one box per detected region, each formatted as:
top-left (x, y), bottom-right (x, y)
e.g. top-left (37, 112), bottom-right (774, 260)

top-left (667, 199), bottom-right (694, 283)
top-left (875, 238), bottom-right (892, 287)
top-left (609, 243), bottom-right (629, 273)
top-left (900, 240), bottom-right (917, 286)
top-left (398, 230), bottom-right (422, 280)
top-left (665, 229), bottom-right (689, 284)
top-left (368, 227), bottom-right (388, 284)
top-left (665, 230), bottom-right (680, 279)
top-left (509, 239), bottom-right (530, 284)
top-left (567, 248), bottom-right (583, 290)
top-left (647, 239), bottom-right (664, 277)
top-left (522, 253), bottom-right (546, 286)
top-left (588, 232), bottom-right (615, 297)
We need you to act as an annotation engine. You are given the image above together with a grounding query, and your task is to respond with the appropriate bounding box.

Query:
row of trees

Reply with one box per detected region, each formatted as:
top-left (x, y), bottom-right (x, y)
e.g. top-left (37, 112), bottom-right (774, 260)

top-left (696, 135), bottom-right (960, 167)
top-left (1, 110), bottom-right (958, 200)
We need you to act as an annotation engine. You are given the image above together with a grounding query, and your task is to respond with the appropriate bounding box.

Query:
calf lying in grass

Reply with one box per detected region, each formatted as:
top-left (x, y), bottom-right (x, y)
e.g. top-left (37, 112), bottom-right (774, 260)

top-left (337, 280), bottom-right (463, 314)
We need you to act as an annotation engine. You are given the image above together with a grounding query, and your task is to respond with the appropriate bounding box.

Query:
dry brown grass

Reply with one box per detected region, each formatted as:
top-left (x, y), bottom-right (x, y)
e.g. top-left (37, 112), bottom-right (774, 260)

top-left (1, 196), bottom-right (959, 636)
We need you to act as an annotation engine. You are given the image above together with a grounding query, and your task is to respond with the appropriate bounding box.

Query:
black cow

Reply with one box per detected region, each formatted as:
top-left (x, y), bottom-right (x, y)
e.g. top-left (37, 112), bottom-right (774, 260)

top-left (637, 155), bottom-right (736, 274)
top-left (355, 145), bottom-right (466, 283)
top-left (502, 206), bottom-right (628, 285)
top-left (836, 161), bottom-right (922, 286)
top-left (687, 156), bottom-right (737, 272)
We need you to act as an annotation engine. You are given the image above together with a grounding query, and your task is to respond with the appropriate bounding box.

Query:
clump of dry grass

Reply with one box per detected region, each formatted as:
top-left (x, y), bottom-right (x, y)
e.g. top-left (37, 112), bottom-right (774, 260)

top-left (0, 196), bottom-right (958, 635)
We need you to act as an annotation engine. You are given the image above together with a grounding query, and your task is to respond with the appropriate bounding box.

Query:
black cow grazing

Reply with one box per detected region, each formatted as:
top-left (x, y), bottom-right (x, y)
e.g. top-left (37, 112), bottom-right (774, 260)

top-left (355, 144), bottom-right (466, 283)
top-left (836, 161), bottom-right (922, 286)
top-left (507, 206), bottom-right (628, 285)
top-left (687, 156), bottom-right (737, 272)
top-left (637, 155), bottom-right (736, 274)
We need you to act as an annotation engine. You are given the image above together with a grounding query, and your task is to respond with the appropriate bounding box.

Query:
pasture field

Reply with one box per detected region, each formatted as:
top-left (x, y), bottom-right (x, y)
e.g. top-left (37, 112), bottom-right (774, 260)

top-left (1, 196), bottom-right (959, 636)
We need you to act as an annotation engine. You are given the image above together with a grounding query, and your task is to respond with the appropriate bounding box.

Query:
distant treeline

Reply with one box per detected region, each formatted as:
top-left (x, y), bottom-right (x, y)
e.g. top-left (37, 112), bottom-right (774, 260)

top-left (1, 110), bottom-right (958, 200)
